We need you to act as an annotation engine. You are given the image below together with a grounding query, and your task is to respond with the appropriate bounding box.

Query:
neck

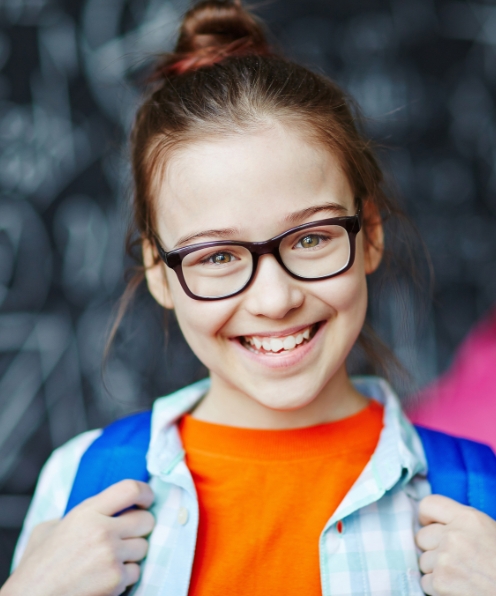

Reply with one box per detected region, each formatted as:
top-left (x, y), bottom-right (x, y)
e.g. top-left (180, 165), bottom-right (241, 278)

top-left (190, 365), bottom-right (369, 429)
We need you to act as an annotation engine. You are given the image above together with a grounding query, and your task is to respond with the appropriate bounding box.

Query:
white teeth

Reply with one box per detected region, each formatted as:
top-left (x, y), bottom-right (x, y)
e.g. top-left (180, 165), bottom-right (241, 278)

top-left (283, 336), bottom-right (296, 350)
top-left (244, 324), bottom-right (316, 353)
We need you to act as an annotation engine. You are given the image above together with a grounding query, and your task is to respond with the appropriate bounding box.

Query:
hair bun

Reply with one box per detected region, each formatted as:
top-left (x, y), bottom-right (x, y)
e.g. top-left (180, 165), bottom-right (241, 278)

top-left (153, 0), bottom-right (270, 78)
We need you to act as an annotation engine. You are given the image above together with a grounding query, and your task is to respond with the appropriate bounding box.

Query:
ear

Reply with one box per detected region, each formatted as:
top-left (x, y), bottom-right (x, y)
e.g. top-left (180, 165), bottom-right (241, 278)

top-left (142, 239), bottom-right (175, 309)
top-left (362, 201), bottom-right (384, 275)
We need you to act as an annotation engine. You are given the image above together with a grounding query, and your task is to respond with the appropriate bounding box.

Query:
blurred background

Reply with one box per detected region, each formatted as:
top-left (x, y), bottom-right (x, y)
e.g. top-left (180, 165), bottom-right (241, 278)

top-left (1, 0), bottom-right (495, 578)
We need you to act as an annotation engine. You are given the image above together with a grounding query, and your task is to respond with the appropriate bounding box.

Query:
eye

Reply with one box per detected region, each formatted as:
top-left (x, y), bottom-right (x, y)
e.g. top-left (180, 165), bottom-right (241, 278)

top-left (296, 234), bottom-right (322, 249)
top-left (203, 251), bottom-right (235, 265)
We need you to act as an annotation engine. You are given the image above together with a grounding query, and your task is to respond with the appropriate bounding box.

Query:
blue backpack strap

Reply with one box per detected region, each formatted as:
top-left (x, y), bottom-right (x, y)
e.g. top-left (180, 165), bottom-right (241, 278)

top-left (64, 410), bottom-right (152, 515)
top-left (415, 425), bottom-right (496, 519)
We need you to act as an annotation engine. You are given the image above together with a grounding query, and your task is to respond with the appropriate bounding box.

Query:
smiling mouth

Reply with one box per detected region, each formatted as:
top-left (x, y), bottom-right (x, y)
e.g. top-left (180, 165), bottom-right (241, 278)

top-left (239, 322), bottom-right (321, 355)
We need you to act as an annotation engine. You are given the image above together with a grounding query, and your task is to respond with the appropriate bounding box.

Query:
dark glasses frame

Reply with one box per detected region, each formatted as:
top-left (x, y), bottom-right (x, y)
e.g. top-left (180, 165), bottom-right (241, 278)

top-left (155, 209), bottom-right (362, 301)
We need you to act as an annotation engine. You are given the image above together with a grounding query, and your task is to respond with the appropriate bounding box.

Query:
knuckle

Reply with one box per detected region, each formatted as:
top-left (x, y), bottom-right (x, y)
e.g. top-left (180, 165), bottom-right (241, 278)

top-left (126, 562), bottom-right (141, 586)
top-left (105, 562), bottom-right (124, 592)
top-left (139, 537), bottom-right (149, 558)
top-left (432, 553), bottom-right (459, 591)
top-left (98, 541), bottom-right (120, 570)
top-left (120, 479), bottom-right (141, 500)
top-left (436, 550), bottom-right (451, 571)
top-left (462, 506), bottom-right (480, 524)
top-left (431, 569), bottom-right (455, 596)
top-left (415, 528), bottom-right (426, 549)
top-left (420, 494), bottom-right (435, 508)
top-left (141, 511), bottom-right (156, 531)
top-left (93, 524), bottom-right (112, 545)
top-left (431, 574), bottom-right (447, 595)
top-left (440, 530), bottom-right (462, 554)
top-left (418, 497), bottom-right (430, 517)
top-left (418, 552), bottom-right (428, 573)
top-left (420, 573), bottom-right (430, 592)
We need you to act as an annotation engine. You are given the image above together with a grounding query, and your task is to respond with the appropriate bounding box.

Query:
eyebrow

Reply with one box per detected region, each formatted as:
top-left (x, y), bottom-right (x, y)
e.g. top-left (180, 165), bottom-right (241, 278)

top-left (174, 227), bottom-right (240, 247)
top-left (284, 202), bottom-right (349, 224)
top-left (173, 202), bottom-right (349, 248)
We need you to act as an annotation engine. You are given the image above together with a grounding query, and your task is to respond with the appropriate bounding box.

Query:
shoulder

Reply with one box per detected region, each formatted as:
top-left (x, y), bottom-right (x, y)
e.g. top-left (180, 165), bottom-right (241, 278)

top-left (11, 428), bottom-right (102, 571)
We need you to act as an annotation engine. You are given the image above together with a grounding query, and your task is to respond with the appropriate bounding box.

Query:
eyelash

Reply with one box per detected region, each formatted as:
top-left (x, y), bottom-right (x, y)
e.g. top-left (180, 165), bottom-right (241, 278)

top-left (293, 233), bottom-right (331, 248)
top-left (199, 252), bottom-right (237, 265)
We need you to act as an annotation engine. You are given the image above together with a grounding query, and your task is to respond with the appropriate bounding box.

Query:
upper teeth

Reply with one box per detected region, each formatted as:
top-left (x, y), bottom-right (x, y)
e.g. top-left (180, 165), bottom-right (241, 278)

top-left (245, 326), bottom-right (312, 353)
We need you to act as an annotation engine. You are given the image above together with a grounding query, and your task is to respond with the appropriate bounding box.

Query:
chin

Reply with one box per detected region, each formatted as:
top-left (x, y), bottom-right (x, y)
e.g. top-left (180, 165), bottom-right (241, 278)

top-left (246, 377), bottom-right (324, 412)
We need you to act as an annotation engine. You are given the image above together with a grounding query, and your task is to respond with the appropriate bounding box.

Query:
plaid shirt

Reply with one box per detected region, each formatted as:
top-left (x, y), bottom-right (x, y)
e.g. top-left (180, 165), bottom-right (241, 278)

top-left (13, 376), bottom-right (430, 595)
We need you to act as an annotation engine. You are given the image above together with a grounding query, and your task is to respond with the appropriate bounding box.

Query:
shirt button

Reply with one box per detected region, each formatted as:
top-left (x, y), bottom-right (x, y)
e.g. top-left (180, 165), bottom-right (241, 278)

top-left (177, 507), bottom-right (189, 525)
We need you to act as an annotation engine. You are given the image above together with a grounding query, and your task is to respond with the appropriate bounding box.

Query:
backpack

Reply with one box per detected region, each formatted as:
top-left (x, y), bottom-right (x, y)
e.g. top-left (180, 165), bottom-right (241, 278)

top-left (64, 411), bottom-right (496, 519)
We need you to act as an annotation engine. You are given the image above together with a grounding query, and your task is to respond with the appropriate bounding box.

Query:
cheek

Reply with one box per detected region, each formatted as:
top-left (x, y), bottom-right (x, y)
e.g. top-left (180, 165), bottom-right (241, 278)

top-left (338, 234), bottom-right (369, 320)
top-left (339, 274), bottom-right (367, 318)
top-left (314, 266), bottom-right (368, 320)
top-left (167, 272), bottom-right (236, 354)
top-left (312, 259), bottom-right (368, 349)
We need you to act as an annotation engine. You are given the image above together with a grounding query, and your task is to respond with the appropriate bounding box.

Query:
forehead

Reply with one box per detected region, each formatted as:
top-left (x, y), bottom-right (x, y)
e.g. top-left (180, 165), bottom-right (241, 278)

top-left (155, 122), bottom-right (354, 247)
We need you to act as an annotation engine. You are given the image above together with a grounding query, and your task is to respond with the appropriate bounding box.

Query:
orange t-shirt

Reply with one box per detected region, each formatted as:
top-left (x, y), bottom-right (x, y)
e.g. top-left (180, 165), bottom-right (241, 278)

top-left (178, 400), bottom-right (384, 596)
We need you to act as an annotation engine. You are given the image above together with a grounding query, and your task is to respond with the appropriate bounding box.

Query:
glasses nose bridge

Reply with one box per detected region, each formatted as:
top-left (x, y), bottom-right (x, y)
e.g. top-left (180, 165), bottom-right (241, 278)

top-left (250, 236), bottom-right (284, 259)
top-left (249, 236), bottom-right (288, 284)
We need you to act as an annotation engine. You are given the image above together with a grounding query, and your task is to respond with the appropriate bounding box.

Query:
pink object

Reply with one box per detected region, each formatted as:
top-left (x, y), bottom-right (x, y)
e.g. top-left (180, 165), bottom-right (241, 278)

top-left (407, 307), bottom-right (496, 452)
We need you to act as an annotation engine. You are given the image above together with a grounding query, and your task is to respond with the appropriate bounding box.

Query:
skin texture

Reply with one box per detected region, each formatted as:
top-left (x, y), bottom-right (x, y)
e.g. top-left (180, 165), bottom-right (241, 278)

top-left (416, 495), bottom-right (496, 596)
top-left (4, 123), bottom-right (496, 596)
top-left (1, 481), bottom-right (155, 596)
top-left (144, 122), bottom-right (383, 429)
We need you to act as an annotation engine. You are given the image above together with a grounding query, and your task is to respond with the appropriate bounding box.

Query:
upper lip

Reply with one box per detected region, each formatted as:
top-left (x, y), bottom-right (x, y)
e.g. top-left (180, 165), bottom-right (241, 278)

top-left (235, 322), bottom-right (320, 339)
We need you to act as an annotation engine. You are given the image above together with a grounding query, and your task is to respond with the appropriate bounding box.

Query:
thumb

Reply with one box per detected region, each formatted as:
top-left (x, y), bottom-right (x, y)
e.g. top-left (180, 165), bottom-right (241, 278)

top-left (418, 494), bottom-right (465, 527)
top-left (76, 480), bottom-right (154, 517)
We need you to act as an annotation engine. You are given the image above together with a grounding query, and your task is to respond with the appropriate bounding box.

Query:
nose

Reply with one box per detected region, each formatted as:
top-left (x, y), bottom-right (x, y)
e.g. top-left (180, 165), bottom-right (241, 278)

top-left (243, 254), bottom-right (305, 319)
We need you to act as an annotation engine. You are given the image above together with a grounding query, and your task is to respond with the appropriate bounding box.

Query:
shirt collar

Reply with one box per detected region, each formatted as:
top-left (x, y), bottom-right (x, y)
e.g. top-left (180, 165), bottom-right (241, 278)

top-left (147, 376), bottom-right (427, 508)
top-left (146, 378), bottom-right (210, 489)
top-left (326, 375), bottom-right (427, 525)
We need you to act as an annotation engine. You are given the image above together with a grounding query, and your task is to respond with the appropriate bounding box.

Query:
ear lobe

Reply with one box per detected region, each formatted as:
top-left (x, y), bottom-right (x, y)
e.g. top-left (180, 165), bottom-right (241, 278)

top-left (362, 202), bottom-right (384, 275)
top-left (142, 239), bottom-right (175, 309)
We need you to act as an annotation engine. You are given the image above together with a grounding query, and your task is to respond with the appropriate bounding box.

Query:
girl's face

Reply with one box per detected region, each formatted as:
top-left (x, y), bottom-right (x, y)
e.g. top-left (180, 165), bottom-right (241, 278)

top-left (145, 122), bottom-right (383, 417)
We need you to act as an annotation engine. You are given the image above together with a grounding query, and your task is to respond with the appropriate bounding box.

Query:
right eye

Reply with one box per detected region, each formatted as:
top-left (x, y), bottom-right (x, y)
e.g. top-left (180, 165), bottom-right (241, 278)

top-left (201, 251), bottom-right (236, 265)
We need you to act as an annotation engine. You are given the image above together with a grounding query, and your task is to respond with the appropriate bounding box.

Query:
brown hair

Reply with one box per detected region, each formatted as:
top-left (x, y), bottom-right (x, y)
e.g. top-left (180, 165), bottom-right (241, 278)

top-left (111, 0), bottom-right (419, 378)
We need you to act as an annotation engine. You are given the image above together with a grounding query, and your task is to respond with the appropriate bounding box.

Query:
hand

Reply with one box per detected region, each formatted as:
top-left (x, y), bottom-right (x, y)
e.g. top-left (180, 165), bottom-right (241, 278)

top-left (416, 494), bottom-right (496, 596)
top-left (1, 480), bottom-right (155, 596)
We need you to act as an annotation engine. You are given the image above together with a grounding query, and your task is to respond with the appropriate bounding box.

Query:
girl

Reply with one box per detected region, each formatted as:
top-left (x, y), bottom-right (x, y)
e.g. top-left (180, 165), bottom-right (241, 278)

top-left (3, 1), bottom-right (496, 595)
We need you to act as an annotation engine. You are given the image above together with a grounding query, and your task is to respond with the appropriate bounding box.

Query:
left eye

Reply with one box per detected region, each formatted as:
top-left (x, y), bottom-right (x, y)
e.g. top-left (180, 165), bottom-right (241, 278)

top-left (206, 252), bottom-right (235, 265)
top-left (295, 234), bottom-right (324, 249)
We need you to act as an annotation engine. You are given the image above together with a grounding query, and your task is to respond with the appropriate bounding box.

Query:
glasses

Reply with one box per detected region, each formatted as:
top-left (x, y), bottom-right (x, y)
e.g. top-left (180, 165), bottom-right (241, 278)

top-left (155, 210), bottom-right (362, 301)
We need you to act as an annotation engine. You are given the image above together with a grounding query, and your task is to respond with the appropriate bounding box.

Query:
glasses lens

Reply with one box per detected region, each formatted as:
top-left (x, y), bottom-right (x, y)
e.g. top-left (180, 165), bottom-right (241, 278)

top-left (181, 245), bottom-right (253, 298)
top-left (280, 224), bottom-right (351, 278)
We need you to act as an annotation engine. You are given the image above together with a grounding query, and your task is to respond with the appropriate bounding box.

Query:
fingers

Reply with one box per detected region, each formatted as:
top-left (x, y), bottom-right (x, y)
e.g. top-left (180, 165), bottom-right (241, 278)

top-left (420, 572), bottom-right (436, 596)
top-left (123, 562), bottom-right (141, 588)
top-left (419, 548), bottom-right (437, 574)
top-left (79, 480), bottom-right (154, 517)
top-left (418, 494), bottom-right (465, 527)
top-left (115, 509), bottom-right (155, 539)
top-left (416, 522), bottom-right (444, 551)
top-left (119, 537), bottom-right (149, 563)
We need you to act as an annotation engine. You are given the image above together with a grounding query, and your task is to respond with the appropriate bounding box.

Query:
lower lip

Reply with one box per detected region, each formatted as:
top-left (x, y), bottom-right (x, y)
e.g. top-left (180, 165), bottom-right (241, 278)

top-left (230, 322), bottom-right (327, 369)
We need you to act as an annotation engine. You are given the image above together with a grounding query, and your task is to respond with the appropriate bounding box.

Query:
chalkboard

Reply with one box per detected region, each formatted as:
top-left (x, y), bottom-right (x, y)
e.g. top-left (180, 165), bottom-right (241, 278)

top-left (1, 0), bottom-right (495, 580)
